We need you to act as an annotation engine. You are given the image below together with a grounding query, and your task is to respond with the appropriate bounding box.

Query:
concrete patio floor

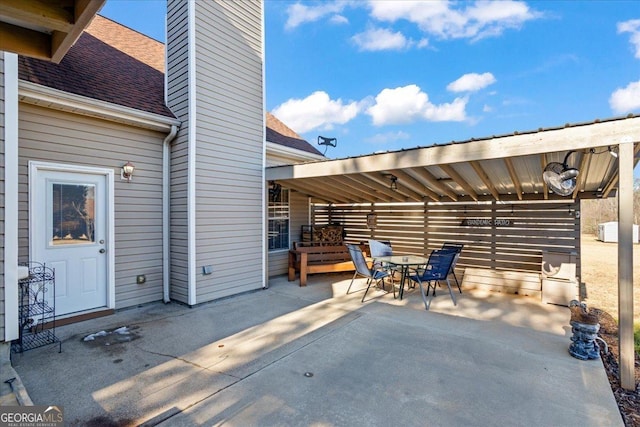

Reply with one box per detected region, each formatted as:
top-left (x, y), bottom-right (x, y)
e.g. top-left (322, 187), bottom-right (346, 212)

top-left (10, 274), bottom-right (623, 426)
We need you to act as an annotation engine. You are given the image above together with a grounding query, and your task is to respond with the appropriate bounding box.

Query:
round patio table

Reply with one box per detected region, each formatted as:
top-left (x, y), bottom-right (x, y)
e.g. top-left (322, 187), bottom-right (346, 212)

top-left (373, 255), bottom-right (429, 302)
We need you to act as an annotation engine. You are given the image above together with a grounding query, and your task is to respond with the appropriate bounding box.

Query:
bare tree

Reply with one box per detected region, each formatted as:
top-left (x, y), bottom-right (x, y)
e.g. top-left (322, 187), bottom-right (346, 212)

top-left (581, 178), bottom-right (640, 235)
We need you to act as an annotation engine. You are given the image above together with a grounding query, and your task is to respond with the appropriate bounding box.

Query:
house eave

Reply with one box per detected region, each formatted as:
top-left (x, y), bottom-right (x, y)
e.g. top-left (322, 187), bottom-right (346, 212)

top-left (18, 80), bottom-right (181, 132)
top-left (266, 141), bottom-right (325, 163)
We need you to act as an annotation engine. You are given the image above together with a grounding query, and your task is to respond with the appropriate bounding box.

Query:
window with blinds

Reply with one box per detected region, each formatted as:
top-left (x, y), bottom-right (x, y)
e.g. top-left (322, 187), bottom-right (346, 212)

top-left (268, 188), bottom-right (289, 251)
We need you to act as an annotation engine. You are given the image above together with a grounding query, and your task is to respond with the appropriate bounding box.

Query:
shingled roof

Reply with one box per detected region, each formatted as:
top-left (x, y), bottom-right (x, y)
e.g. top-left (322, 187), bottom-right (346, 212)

top-left (19, 16), bottom-right (172, 118)
top-left (266, 112), bottom-right (323, 156)
top-left (18, 15), bottom-right (321, 156)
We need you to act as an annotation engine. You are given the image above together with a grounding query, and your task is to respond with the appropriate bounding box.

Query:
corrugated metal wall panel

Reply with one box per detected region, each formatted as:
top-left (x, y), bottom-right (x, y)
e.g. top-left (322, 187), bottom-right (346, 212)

top-left (18, 104), bottom-right (167, 308)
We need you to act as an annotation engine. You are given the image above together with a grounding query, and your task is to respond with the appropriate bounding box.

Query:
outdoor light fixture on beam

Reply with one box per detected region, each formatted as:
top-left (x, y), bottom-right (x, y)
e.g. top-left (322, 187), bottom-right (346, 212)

top-left (389, 175), bottom-right (398, 191)
top-left (121, 161), bottom-right (135, 182)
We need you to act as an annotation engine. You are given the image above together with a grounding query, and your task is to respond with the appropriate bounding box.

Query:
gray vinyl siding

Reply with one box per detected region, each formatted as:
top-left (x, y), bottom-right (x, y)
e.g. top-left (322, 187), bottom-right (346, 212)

top-left (18, 104), bottom-right (166, 309)
top-left (268, 190), bottom-right (309, 278)
top-left (192, 0), bottom-right (264, 302)
top-left (166, 0), bottom-right (191, 304)
top-left (0, 53), bottom-right (5, 339)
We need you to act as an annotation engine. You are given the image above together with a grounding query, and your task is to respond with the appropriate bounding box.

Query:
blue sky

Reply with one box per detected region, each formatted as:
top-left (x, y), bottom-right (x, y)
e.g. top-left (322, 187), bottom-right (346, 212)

top-left (100, 1), bottom-right (640, 165)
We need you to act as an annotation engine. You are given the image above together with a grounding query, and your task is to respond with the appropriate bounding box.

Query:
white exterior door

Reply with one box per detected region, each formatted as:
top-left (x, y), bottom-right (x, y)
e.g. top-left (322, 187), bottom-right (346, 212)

top-left (31, 163), bottom-right (113, 316)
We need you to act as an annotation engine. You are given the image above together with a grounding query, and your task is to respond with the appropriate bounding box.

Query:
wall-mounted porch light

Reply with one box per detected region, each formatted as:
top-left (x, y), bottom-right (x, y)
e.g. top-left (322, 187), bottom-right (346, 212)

top-left (121, 161), bottom-right (135, 182)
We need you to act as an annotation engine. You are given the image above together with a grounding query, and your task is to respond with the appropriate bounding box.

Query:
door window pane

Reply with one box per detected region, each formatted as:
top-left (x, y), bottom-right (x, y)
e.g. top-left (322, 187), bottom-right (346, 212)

top-left (51, 183), bottom-right (96, 245)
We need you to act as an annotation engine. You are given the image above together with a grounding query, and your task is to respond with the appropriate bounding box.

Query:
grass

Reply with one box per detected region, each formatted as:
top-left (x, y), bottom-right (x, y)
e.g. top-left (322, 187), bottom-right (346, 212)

top-left (636, 323), bottom-right (640, 354)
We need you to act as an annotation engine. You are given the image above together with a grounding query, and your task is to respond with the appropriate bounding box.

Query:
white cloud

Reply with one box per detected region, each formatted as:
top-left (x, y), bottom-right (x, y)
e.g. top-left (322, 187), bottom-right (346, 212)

top-left (330, 15), bottom-right (349, 25)
top-left (352, 28), bottom-right (410, 51)
top-left (416, 38), bottom-right (429, 48)
top-left (285, 1), bottom-right (352, 30)
top-left (618, 19), bottom-right (640, 59)
top-left (609, 80), bottom-right (640, 114)
top-left (365, 131), bottom-right (411, 144)
top-left (447, 72), bottom-right (496, 92)
top-left (352, 27), bottom-right (430, 51)
top-left (483, 104), bottom-right (493, 113)
top-left (424, 97), bottom-right (468, 122)
top-left (366, 84), bottom-right (467, 125)
top-left (272, 91), bottom-right (361, 134)
top-left (367, 0), bottom-right (539, 41)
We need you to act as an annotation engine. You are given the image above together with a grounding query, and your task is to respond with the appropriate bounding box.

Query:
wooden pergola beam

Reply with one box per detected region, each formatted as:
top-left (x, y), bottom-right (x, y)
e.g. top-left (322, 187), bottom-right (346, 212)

top-left (470, 161), bottom-right (500, 201)
top-left (341, 175), bottom-right (394, 203)
top-left (322, 176), bottom-right (379, 203)
top-left (602, 142), bottom-right (640, 198)
top-left (572, 150), bottom-right (591, 199)
top-left (503, 158), bottom-right (523, 200)
top-left (280, 180), bottom-right (352, 204)
top-left (0, 0), bottom-right (105, 63)
top-left (347, 174), bottom-right (406, 203)
top-left (363, 172), bottom-right (424, 202)
top-left (439, 164), bottom-right (479, 202)
top-left (0, 0), bottom-right (75, 33)
top-left (0, 21), bottom-right (51, 61)
top-left (541, 153), bottom-right (549, 200)
top-left (407, 167), bottom-right (458, 201)
top-left (389, 169), bottom-right (441, 202)
top-left (267, 117), bottom-right (640, 181)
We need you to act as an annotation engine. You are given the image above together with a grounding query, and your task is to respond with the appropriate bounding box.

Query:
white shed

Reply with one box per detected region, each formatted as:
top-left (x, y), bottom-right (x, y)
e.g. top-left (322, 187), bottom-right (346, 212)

top-left (597, 222), bottom-right (639, 243)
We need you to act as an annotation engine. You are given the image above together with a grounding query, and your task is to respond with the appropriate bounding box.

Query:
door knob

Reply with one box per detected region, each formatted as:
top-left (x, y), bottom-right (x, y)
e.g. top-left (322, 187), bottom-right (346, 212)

top-left (99, 249), bottom-right (106, 254)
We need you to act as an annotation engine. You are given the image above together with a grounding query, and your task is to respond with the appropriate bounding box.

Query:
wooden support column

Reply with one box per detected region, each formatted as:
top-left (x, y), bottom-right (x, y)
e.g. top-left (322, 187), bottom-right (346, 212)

top-left (491, 201), bottom-right (497, 269)
top-left (617, 139), bottom-right (635, 391)
top-left (369, 203), bottom-right (375, 239)
top-left (423, 201), bottom-right (429, 254)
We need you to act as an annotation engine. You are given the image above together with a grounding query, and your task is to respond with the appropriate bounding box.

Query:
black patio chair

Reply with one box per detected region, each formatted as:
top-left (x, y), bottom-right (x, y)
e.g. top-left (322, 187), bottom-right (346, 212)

top-left (441, 242), bottom-right (464, 293)
top-left (346, 243), bottom-right (391, 302)
top-left (407, 249), bottom-right (457, 310)
top-left (367, 239), bottom-right (398, 296)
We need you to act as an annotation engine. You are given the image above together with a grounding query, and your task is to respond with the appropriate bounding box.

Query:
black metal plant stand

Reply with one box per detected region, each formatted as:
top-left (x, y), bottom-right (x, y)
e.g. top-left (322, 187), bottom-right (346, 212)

top-left (12, 262), bottom-right (61, 353)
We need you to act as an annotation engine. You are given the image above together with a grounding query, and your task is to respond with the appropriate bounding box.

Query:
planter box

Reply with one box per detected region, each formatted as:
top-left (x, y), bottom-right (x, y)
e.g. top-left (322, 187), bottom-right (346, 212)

top-left (542, 278), bottom-right (579, 306)
top-left (461, 267), bottom-right (541, 298)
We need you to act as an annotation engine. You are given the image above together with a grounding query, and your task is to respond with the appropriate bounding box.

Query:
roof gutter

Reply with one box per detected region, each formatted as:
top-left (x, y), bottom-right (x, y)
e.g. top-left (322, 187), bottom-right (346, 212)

top-left (266, 141), bottom-right (325, 163)
top-left (163, 124), bottom-right (179, 303)
top-left (19, 81), bottom-right (181, 132)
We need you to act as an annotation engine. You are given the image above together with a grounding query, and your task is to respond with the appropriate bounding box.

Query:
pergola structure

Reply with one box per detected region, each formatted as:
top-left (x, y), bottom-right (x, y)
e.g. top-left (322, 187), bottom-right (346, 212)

top-left (0, 0), bottom-right (105, 63)
top-left (267, 115), bottom-right (640, 390)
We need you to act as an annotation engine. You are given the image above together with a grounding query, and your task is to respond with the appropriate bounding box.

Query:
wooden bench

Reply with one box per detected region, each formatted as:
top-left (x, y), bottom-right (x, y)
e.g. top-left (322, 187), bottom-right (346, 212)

top-left (288, 243), bottom-right (356, 286)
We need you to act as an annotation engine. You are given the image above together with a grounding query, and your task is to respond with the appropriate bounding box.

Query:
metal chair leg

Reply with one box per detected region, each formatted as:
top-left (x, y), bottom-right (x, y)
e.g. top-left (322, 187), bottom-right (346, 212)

top-left (452, 270), bottom-right (462, 293)
top-left (444, 278), bottom-right (457, 306)
top-left (362, 278), bottom-right (385, 303)
top-left (417, 278), bottom-right (431, 310)
top-left (390, 275), bottom-right (397, 299)
top-left (361, 280), bottom-right (374, 302)
top-left (346, 271), bottom-right (359, 295)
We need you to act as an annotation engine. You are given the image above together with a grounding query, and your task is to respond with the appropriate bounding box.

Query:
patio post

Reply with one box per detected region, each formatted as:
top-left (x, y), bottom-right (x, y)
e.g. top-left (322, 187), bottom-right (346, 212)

top-left (617, 139), bottom-right (635, 391)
